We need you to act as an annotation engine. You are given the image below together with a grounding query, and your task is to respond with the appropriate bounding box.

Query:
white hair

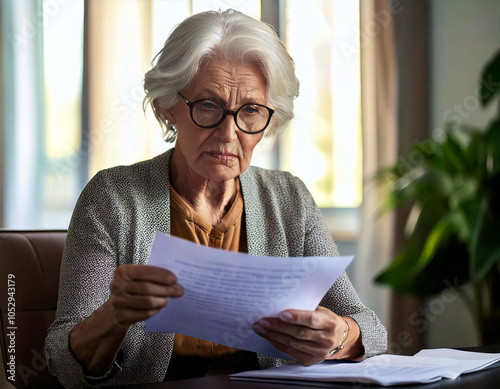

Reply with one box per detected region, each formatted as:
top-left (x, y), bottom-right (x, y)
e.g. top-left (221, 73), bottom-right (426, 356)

top-left (143, 9), bottom-right (299, 142)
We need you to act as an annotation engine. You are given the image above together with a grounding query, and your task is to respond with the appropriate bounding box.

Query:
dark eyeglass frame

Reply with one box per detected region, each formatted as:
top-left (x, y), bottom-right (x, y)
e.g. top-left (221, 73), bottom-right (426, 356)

top-left (177, 92), bottom-right (274, 135)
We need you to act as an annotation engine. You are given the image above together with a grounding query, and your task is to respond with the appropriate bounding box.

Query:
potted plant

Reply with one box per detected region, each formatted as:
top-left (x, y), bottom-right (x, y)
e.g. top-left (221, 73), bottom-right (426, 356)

top-left (375, 49), bottom-right (500, 345)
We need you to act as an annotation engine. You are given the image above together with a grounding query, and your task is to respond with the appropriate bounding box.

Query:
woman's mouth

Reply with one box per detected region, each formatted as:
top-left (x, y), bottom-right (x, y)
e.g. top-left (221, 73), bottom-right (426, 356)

top-left (208, 152), bottom-right (238, 162)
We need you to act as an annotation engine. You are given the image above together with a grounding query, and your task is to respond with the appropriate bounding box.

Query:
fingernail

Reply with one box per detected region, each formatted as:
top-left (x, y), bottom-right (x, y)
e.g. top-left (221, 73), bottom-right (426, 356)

top-left (259, 320), bottom-right (271, 328)
top-left (253, 324), bottom-right (265, 334)
top-left (280, 311), bottom-right (293, 321)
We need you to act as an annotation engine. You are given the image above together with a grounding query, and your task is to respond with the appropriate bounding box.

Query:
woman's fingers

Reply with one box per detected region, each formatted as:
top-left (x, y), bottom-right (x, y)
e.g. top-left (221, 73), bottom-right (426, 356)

top-left (254, 318), bottom-right (315, 341)
top-left (113, 264), bottom-right (179, 287)
top-left (253, 322), bottom-right (332, 360)
top-left (262, 337), bottom-right (323, 367)
top-left (111, 264), bottom-right (184, 297)
top-left (114, 294), bottom-right (171, 311)
top-left (253, 306), bottom-right (344, 365)
top-left (123, 280), bottom-right (184, 298)
top-left (108, 264), bottom-right (184, 326)
top-left (255, 307), bottom-right (336, 340)
top-left (279, 306), bottom-right (337, 329)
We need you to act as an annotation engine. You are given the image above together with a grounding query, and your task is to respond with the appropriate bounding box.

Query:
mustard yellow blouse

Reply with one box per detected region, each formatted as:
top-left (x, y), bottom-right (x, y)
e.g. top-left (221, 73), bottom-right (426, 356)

top-left (164, 180), bottom-right (258, 381)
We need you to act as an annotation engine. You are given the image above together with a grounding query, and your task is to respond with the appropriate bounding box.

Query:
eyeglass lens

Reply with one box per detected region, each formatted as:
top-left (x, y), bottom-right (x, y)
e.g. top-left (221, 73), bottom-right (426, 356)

top-left (192, 100), bottom-right (270, 132)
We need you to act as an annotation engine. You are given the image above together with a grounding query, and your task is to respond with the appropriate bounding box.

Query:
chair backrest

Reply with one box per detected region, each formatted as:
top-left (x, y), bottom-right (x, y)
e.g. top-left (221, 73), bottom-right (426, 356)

top-left (0, 230), bottom-right (66, 389)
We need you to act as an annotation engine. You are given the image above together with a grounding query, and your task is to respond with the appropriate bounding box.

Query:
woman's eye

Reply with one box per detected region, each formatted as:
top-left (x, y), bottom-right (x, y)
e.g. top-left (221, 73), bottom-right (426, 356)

top-left (201, 101), bottom-right (217, 109)
top-left (243, 105), bottom-right (258, 114)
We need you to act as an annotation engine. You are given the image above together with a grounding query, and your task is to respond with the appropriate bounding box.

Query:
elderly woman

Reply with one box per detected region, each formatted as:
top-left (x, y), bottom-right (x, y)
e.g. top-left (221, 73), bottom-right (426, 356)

top-left (45, 9), bottom-right (387, 388)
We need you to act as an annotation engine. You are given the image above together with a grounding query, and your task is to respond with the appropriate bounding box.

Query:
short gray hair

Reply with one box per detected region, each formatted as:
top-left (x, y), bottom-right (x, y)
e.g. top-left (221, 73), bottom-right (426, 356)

top-left (143, 9), bottom-right (299, 142)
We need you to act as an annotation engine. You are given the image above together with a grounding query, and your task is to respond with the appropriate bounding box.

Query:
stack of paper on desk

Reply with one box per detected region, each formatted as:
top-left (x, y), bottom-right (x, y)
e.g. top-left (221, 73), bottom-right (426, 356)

top-left (145, 232), bottom-right (353, 359)
top-left (231, 348), bottom-right (500, 386)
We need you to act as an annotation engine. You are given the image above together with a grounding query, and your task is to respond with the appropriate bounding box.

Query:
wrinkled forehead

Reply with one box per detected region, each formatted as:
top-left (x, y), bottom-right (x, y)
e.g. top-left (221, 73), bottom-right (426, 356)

top-left (188, 58), bottom-right (269, 102)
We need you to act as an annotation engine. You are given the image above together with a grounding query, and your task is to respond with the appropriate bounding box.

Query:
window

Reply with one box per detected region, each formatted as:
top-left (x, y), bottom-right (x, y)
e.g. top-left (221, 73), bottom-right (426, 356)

top-left (42, 0), bottom-right (85, 227)
top-left (281, 0), bottom-right (362, 209)
top-left (1, 0), bottom-right (361, 236)
top-left (1, 0), bottom-right (85, 228)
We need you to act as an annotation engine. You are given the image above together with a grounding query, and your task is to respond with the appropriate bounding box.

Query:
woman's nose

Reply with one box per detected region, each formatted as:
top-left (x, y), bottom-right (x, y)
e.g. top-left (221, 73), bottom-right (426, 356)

top-left (213, 114), bottom-right (238, 142)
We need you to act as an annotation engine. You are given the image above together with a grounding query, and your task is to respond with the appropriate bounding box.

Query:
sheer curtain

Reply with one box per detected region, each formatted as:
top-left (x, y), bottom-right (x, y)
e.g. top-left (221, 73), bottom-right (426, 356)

top-left (358, 0), bottom-right (428, 353)
top-left (86, 0), bottom-right (169, 178)
top-left (356, 0), bottom-right (397, 333)
top-left (0, 0), bottom-right (44, 228)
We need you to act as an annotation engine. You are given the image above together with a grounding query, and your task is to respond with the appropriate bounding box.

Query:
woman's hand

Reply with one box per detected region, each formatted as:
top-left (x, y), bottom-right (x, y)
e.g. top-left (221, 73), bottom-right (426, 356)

top-left (106, 264), bottom-right (184, 329)
top-left (70, 264), bottom-right (184, 376)
top-left (253, 306), bottom-right (363, 366)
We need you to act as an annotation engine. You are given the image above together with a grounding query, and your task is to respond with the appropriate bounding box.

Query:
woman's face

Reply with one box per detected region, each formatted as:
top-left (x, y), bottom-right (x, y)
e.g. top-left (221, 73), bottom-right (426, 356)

top-left (166, 58), bottom-right (269, 183)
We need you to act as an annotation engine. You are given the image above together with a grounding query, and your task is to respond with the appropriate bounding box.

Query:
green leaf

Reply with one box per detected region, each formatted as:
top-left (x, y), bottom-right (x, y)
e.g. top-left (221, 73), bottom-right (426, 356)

top-left (375, 233), bottom-right (469, 297)
top-left (465, 131), bottom-right (486, 174)
top-left (448, 177), bottom-right (478, 212)
top-left (489, 171), bottom-right (500, 217)
top-left (415, 214), bottom-right (460, 271)
top-left (442, 132), bottom-right (466, 174)
top-left (413, 140), bottom-right (437, 159)
top-left (413, 197), bottom-right (449, 231)
top-left (470, 172), bottom-right (500, 281)
top-left (375, 235), bottom-right (423, 295)
top-left (479, 49), bottom-right (500, 106)
top-left (485, 120), bottom-right (500, 174)
top-left (411, 237), bottom-right (469, 296)
top-left (471, 216), bottom-right (500, 282)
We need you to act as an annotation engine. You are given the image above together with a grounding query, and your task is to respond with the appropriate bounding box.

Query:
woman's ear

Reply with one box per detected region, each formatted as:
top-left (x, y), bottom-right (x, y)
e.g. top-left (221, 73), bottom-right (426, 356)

top-left (162, 107), bottom-right (177, 125)
top-left (154, 99), bottom-right (177, 124)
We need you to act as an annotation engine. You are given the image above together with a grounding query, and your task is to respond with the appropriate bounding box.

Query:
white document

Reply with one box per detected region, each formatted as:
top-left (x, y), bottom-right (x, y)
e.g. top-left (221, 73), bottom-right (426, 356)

top-left (231, 348), bottom-right (500, 386)
top-left (414, 348), bottom-right (500, 375)
top-left (145, 232), bottom-right (353, 359)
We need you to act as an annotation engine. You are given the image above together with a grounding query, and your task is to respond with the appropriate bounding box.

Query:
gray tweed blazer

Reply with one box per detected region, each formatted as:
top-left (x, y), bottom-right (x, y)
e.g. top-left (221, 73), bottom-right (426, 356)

top-left (45, 149), bottom-right (387, 388)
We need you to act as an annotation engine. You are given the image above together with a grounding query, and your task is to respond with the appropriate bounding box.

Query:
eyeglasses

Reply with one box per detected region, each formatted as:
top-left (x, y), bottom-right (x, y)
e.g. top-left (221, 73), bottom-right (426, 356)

top-left (177, 92), bottom-right (274, 134)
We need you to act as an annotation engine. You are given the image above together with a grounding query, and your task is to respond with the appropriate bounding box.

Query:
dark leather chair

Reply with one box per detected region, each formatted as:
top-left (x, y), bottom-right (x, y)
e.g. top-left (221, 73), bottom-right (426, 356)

top-left (0, 230), bottom-right (66, 388)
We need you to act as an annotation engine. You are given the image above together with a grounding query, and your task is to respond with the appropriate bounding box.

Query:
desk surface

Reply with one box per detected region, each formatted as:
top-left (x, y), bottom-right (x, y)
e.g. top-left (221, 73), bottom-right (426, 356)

top-left (115, 345), bottom-right (500, 389)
